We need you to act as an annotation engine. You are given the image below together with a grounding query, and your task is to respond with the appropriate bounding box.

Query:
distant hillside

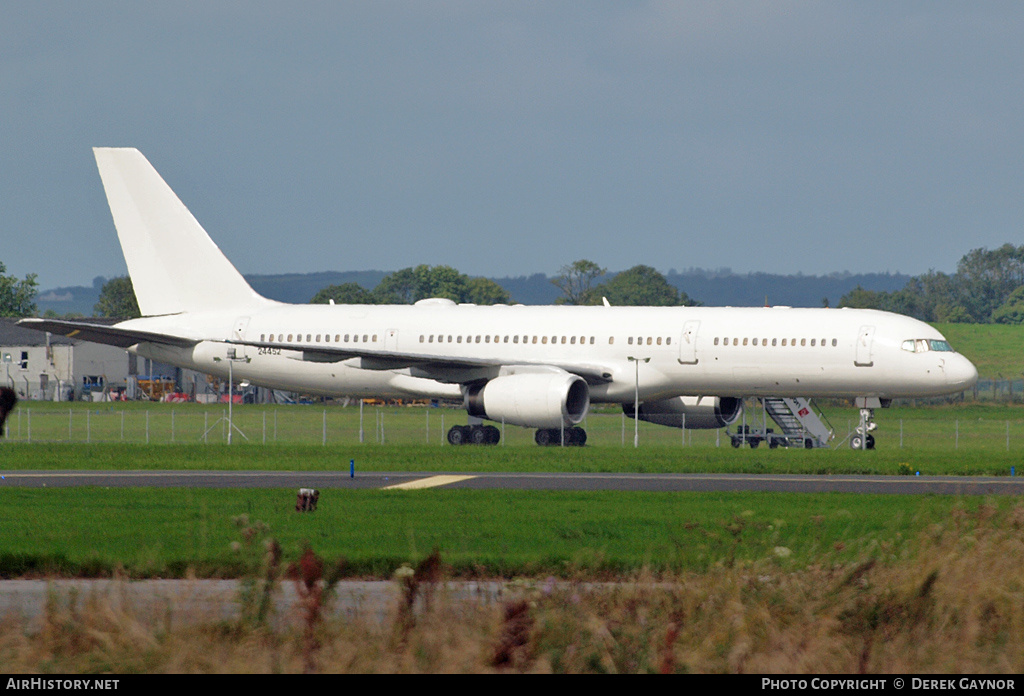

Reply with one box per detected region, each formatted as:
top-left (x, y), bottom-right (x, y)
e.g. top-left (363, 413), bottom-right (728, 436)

top-left (34, 268), bottom-right (912, 315)
top-left (664, 269), bottom-right (911, 308)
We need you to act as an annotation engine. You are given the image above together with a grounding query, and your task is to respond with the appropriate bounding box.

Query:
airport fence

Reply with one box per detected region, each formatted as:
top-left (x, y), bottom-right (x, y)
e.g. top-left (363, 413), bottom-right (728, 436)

top-left (5, 402), bottom-right (1024, 453)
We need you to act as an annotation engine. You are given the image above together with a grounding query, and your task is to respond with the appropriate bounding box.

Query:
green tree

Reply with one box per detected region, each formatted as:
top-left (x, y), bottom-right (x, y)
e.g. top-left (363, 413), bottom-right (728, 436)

top-left (366, 265), bottom-right (510, 305)
top-left (309, 282), bottom-right (375, 304)
top-left (991, 286), bottom-right (1024, 324)
top-left (552, 259), bottom-right (605, 305)
top-left (594, 265), bottom-right (690, 306)
top-left (93, 276), bottom-right (141, 318)
top-left (0, 262), bottom-right (38, 317)
top-left (464, 276), bottom-right (512, 305)
top-left (954, 244), bottom-right (1024, 322)
top-left (413, 264), bottom-right (466, 302)
top-left (371, 267), bottom-right (419, 304)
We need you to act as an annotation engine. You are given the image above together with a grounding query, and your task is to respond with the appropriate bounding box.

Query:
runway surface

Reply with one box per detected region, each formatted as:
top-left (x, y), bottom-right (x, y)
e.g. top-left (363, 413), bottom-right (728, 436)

top-left (2, 469), bottom-right (1023, 495)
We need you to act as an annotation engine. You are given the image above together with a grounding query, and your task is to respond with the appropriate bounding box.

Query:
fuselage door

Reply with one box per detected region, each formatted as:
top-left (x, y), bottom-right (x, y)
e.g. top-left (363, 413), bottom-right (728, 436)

top-left (232, 316), bottom-right (250, 358)
top-left (384, 328), bottom-right (399, 352)
top-left (678, 320), bottom-right (700, 365)
top-left (854, 325), bottom-right (875, 367)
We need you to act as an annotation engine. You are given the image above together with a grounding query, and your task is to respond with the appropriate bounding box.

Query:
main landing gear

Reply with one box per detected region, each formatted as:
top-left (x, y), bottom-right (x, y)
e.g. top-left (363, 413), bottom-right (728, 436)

top-left (534, 427), bottom-right (587, 447)
top-left (446, 424), bottom-right (500, 446)
top-left (445, 424), bottom-right (588, 446)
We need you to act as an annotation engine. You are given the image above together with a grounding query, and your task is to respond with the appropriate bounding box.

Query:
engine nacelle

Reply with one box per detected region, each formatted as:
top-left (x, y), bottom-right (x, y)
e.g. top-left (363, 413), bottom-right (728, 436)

top-left (624, 396), bottom-right (742, 429)
top-left (466, 372), bottom-right (590, 428)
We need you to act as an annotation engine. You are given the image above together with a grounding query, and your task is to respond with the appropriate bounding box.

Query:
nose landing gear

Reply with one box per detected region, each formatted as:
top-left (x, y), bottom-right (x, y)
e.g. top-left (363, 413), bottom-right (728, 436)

top-left (850, 406), bottom-right (877, 450)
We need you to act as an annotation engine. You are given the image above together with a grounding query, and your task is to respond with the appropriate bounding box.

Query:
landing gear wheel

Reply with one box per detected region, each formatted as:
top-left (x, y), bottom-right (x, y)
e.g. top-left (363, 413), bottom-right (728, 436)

top-left (535, 428), bottom-right (556, 446)
top-left (484, 425), bottom-right (501, 445)
top-left (850, 434), bottom-right (875, 450)
top-left (447, 425), bottom-right (469, 446)
top-left (470, 426), bottom-right (488, 445)
top-left (560, 427), bottom-right (586, 446)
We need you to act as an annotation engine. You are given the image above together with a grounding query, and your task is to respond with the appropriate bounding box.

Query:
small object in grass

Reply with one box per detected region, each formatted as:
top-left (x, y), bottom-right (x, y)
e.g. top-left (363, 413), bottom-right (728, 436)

top-left (296, 488), bottom-right (319, 512)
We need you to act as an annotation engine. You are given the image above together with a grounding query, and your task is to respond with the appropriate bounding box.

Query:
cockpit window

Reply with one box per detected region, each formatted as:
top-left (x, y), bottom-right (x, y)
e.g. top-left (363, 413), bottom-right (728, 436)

top-left (902, 338), bottom-right (955, 353)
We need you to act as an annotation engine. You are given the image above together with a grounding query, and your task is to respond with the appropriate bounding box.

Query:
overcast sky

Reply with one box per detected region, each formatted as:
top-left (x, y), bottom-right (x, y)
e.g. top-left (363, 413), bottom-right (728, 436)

top-left (3, 2), bottom-right (1022, 290)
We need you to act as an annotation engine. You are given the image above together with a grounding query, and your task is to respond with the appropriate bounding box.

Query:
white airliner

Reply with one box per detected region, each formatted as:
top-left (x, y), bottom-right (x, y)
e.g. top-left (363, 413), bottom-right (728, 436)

top-left (20, 148), bottom-right (978, 447)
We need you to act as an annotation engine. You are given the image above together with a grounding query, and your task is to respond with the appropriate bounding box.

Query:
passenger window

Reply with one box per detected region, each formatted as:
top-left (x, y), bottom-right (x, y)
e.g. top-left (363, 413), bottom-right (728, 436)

top-left (335, 335), bottom-right (340, 342)
top-left (542, 336), bottom-right (548, 344)
top-left (832, 339), bottom-right (837, 347)
top-left (485, 336), bottom-right (490, 343)
top-left (628, 337), bottom-right (634, 345)
top-left (570, 336), bottom-right (577, 345)
top-left (561, 336), bottom-right (567, 344)
top-left (800, 338), bottom-right (806, 347)
top-left (420, 335), bottom-right (425, 343)
top-left (609, 337), bottom-right (615, 345)
top-left (457, 336), bottom-right (462, 343)
top-left (646, 337), bottom-right (652, 345)
top-left (811, 339), bottom-right (816, 347)
top-left (743, 338), bottom-right (748, 346)
top-left (513, 336), bottom-right (519, 344)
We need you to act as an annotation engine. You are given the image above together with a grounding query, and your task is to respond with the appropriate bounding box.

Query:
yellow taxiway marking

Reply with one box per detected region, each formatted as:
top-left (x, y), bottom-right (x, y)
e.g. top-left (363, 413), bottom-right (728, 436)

top-left (383, 475), bottom-right (476, 490)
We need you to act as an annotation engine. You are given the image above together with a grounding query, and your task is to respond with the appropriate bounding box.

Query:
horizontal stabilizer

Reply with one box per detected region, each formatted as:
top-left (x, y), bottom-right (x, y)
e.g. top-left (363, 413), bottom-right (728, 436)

top-left (18, 318), bottom-right (198, 350)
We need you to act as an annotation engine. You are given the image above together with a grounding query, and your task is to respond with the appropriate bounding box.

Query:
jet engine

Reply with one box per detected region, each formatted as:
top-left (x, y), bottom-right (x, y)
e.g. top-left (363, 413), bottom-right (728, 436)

top-left (466, 372), bottom-right (590, 429)
top-left (624, 396), bottom-right (742, 429)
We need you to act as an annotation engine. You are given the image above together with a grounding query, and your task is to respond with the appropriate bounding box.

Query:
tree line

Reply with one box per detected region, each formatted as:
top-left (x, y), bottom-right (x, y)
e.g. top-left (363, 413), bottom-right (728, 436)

top-left (9, 243), bottom-right (1024, 322)
top-left (838, 244), bottom-right (1024, 324)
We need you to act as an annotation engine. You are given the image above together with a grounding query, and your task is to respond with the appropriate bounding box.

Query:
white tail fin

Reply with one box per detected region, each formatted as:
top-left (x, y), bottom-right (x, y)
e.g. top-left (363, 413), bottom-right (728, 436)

top-left (93, 147), bottom-right (272, 316)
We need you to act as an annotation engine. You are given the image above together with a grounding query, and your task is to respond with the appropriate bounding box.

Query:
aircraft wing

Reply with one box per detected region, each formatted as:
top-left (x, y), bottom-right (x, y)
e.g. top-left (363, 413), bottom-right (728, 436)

top-left (229, 338), bottom-right (615, 384)
top-left (17, 318), bottom-right (199, 349)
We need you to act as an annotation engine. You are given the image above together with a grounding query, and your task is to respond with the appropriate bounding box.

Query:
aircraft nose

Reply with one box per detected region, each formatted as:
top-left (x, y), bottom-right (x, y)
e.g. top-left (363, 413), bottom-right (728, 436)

top-left (946, 355), bottom-right (979, 390)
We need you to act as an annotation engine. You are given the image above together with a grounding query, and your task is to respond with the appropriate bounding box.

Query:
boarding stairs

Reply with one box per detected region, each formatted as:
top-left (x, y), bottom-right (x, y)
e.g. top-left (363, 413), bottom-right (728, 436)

top-left (761, 397), bottom-right (833, 449)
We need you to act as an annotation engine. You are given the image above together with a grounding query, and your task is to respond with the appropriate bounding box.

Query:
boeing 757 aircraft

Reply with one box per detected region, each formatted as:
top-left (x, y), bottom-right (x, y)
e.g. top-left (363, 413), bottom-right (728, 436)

top-left (20, 148), bottom-right (978, 448)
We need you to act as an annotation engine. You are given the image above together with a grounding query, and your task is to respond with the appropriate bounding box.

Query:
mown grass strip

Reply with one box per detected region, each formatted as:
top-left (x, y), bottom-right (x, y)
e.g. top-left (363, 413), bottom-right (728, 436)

top-left (1, 439), bottom-right (1022, 476)
top-left (0, 487), bottom-right (1017, 579)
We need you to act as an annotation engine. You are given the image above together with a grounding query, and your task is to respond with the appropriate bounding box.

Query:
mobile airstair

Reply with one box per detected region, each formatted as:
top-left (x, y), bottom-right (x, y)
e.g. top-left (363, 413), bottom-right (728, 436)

top-left (729, 397), bottom-right (833, 449)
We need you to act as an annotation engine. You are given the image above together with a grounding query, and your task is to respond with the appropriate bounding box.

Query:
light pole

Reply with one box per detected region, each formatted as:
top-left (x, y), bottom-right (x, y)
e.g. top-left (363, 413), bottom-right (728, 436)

top-left (627, 356), bottom-right (650, 448)
top-left (214, 348), bottom-right (250, 444)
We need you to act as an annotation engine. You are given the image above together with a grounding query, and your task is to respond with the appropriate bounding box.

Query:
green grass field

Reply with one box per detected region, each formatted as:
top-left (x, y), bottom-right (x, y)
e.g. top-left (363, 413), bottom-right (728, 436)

top-left (1, 486), bottom-right (1018, 579)
top-left (4, 400), bottom-right (1024, 475)
top-left (934, 322), bottom-right (1024, 380)
top-left (2, 399), bottom-right (1024, 578)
